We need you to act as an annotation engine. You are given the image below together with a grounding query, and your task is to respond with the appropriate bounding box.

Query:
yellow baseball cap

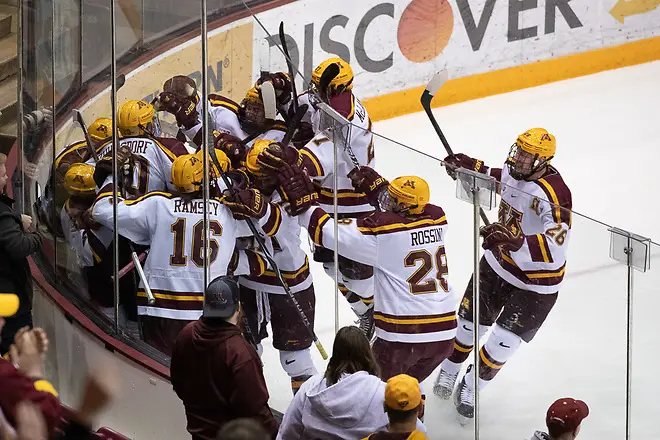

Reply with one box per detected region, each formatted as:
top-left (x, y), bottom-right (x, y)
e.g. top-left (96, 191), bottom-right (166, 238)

top-left (0, 294), bottom-right (19, 317)
top-left (385, 374), bottom-right (421, 411)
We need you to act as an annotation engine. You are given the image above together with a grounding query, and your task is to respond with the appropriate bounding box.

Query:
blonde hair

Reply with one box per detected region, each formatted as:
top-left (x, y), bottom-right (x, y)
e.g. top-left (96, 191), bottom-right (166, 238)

top-left (0, 153), bottom-right (6, 164)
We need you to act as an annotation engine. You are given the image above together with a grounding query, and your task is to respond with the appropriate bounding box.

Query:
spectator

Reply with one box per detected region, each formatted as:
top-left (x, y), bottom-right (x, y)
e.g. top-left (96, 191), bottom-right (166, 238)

top-left (363, 374), bottom-right (428, 440)
top-left (0, 298), bottom-right (61, 438)
top-left (171, 276), bottom-right (279, 440)
top-left (277, 326), bottom-right (426, 440)
top-left (216, 419), bottom-right (270, 440)
top-left (532, 398), bottom-right (589, 440)
top-left (0, 152), bottom-right (43, 355)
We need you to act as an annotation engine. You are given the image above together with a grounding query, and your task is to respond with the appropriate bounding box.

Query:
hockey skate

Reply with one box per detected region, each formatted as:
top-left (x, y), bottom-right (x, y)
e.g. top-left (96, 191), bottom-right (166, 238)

top-left (356, 307), bottom-right (375, 342)
top-left (453, 365), bottom-right (475, 424)
top-left (433, 367), bottom-right (459, 399)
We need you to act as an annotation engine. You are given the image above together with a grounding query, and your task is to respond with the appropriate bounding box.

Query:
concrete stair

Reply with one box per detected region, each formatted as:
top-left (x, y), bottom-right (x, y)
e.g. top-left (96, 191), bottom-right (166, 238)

top-left (0, 2), bottom-right (17, 151)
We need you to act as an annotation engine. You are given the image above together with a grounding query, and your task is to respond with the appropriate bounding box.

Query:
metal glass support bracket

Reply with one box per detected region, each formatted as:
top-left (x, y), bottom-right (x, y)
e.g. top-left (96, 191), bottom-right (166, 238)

top-left (608, 227), bottom-right (651, 440)
top-left (454, 168), bottom-right (497, 439)
top-left (455, 168), bottom-right (498, 210)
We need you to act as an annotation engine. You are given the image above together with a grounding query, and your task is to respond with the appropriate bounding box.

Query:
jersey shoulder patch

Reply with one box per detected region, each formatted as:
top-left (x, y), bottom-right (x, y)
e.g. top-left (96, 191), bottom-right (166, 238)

top-left (533, 166), bottom-right (572, 225)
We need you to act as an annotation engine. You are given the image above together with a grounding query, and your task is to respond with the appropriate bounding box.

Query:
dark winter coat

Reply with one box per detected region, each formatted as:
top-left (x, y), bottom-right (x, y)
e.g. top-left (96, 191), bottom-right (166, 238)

top-left (0, 194), bottom-right (41, 317)
top-left (170, 318), bottom-right (279, 440)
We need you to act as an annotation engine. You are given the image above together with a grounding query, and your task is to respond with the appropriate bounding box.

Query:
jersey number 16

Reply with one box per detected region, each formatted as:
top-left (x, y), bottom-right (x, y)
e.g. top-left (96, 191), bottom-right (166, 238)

top-left (405, 246), bottom-right (449, 295)
top-left (170, 218), bottom-right (223, 267)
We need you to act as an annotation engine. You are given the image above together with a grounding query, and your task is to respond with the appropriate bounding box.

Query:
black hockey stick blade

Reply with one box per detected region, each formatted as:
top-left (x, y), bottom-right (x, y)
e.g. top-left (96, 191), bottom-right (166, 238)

top-left (318, 63), bottom-right (340, 103)
top-left (420, 71), bottom-right (453, 156)
top-left (282, 103), bottom-right (308, 145)
top-left (279, 22), bottom-right (299, 113)
top-left (73, 109), bottom-right (100, 163)
top-left (117, 73), bottom-right (126, 90)
top-left (420, 70), bottom-right (448, 110)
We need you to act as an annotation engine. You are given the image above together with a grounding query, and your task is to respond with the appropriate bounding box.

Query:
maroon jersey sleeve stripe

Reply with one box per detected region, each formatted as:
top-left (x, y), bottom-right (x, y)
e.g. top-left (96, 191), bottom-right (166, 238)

top-left (307, 208), bottom-right (331, 247)
top-left (262, 204), bottom-right (282, 237)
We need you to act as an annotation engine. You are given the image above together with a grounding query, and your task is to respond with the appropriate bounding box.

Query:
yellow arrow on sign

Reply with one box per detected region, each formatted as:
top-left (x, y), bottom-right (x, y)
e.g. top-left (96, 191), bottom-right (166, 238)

top-left (610, 0), bottom-right (660, 23)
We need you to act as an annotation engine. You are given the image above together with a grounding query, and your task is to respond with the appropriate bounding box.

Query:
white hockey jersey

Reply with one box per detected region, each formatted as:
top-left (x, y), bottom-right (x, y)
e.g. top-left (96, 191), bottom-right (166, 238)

top-left (299, 205), bottom-right (456, 343)
top-left (238, 194), bottom-right (312, 295)
top-left (94, 135), bottom-right (188, 198)
top-left (182, 94), bottom-right (286, 147)
top-left (300, 93), bottom-right (375, 216)
top-left (484, 165), bottom-right (572, 294)
top-left (92, 191), bottom-right (275, 320)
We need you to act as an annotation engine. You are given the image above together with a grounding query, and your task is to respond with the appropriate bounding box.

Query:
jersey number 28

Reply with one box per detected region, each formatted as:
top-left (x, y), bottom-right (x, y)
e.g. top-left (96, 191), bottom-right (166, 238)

top-left (170, 219), bottom-right (223, 267)
top-left (405, 246), bottom-right (449, 294)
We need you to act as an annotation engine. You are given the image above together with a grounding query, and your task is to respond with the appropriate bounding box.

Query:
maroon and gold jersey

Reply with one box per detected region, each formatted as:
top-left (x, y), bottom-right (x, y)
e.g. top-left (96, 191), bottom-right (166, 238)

top-left (299, 204), bottom-right (456, 344)
top-left (485, 164), bottom-right (572, 294)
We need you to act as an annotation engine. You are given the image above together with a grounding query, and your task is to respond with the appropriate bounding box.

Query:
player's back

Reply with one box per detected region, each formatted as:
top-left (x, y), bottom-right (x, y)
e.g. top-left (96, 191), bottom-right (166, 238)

top-left (93, 191), bottom-right (241, 320)
top-left (95, 135), bottom-right (187, 197)
top-left (301, 95), bottom-right (375, 216)
top-left (356, 204), bottom-right (457, 343)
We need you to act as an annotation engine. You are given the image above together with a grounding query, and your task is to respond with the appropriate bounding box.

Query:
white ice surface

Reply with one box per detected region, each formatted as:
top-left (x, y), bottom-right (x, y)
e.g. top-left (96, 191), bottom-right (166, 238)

top-left (261, 61), bottom-right (660, 440)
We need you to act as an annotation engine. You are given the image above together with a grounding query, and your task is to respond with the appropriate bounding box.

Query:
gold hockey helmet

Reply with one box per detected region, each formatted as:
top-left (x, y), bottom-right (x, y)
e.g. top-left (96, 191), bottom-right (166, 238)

top-left (311, 57), bottom-right (354, 97)
top-left (244, 139), bottom-right (277, 177)
top-left (382, 176), bottom-right (430, 215)
top-left (88, 118), bottom-right (113, 142)
top-left (117, 100), bottom-right (160, 137)
top-left (63, 163), bottom-right (97, 196)
top-left (507, 128), bottom-right (556, 180)
top-left (193, 148), bottom-right (231, 176)
top-left (171, 154), bottom-right (204, 193)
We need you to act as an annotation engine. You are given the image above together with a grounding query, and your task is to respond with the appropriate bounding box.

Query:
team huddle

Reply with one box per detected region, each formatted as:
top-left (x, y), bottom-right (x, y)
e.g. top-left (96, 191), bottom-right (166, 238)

top-left (47, 55), bottom-right (572, 420)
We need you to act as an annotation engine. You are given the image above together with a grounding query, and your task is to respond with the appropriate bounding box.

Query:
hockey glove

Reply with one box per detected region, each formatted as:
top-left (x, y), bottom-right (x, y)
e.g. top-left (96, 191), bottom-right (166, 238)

top-left (257, 142), bottom-right (302, 172)
top-left (93, 145), bottom-right (133, 188)
top-left (480, 223), bottom-right (523, 252)
top-left (222, 188), bottom-right (268, 220)
top-left (214, 131), bottom-right (248, 168)
top-left (348, 166), bottom-right (389, 204)
top-left (443, 153), bottom-right (489, 180)
top-left (291, 121), bottom-right (315, 149)
top-left (278, 163), bottom-right (319, 216)
top-left (256, 72), bottom-right (293, 106)
top-left (158, 92), bottom-right (198, 129)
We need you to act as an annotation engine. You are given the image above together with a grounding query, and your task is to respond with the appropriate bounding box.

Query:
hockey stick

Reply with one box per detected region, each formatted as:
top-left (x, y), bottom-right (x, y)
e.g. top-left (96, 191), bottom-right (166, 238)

top-left (111, 250), bottom-right (147, 282)
top-left (279, 22), bottom-right (299, 115)
top-left (73, 110), bottom-right (100, 163)
top-left (420, 71), bottom-right (491, 226)
top-left (209, 105), bottom-right (329, 360)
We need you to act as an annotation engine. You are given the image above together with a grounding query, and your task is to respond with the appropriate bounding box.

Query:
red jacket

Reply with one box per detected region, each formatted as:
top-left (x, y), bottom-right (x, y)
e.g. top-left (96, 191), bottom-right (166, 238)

top-left (170, 318), bottom-right (279, 440)
top-left (0, 358), bottom-right (61, 438)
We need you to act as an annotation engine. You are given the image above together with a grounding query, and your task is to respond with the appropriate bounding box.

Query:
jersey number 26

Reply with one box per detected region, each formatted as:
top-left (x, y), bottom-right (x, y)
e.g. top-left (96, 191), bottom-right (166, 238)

top-left (405, 246), bottom-right (449, 295)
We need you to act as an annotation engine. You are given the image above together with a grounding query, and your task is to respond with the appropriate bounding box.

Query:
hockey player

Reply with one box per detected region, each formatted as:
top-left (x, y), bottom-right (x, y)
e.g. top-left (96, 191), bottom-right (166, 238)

top-left (259, 148), bottom-right (456, 383)
top-left (239, 140), bottom-right (318, 395)
top-left (95, 100), bottom-right (189, 199)
top-left (297, 57), bottom-right (378, 337)
top-left (433, 128), bottom-right (572, 420)
top-left (157, 77), bottom-right (287, 147)
top-left (60, 163), bottom-right (138, 335)
top-left (91, 152), bottom-right (277, 355)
